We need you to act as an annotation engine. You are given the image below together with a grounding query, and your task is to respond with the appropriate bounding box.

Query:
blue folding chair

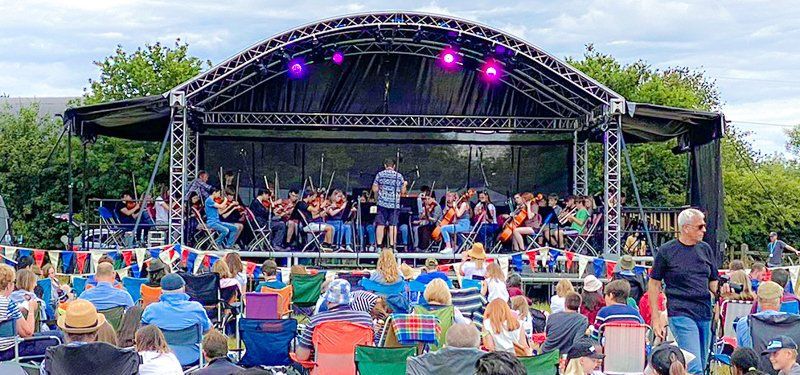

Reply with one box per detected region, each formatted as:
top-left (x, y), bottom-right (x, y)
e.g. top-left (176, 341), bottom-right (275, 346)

top-left (238, 318), bottom-right (297, 367)
top-left (159, 323), bottom-right (204, 368)
top-left (0, 319), bottom-right (62, 367)
top-left (460, 278), bottom-right (481, 290)
top-left (122, 277), bottom-right (148, 304)
top-left (359, 278), bottom-right (407, 295)
top-left (72, 277), bottom-right (87, 297)
top-left (781, 300), bottom-right (800, 314)
top-left (36, 279), bottom-right (55, 321)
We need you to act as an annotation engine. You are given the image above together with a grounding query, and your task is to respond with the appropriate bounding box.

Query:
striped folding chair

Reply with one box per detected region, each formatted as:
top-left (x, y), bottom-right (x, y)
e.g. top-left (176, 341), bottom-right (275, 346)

top-left (600, 322), bottom-right (652, 374)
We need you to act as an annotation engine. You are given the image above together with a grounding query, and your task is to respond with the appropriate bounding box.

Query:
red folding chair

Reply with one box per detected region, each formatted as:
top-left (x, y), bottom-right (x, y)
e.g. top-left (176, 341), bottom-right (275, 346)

top-left (291, 322), bottom-right (373, 375)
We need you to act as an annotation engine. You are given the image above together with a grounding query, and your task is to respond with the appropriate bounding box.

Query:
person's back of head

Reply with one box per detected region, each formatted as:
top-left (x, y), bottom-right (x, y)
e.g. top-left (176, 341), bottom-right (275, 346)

top-left (771, 268), bottom-right (791, 289)
top-left (262, 259), bottom-right (278, 277)
top-left (556, 279), bottom-right (575, 298)
top-left (201, 329), bottom-right (228, 361)
top-left (564, 291), bottom-right (582, 312)
top-left (730, 260), bottom-right (745, 271)
top-left (15, 269), bottom-right (36, 292)
top-left (475, 351), bottom-right (526, 375)
top-left (757, 281), bottom-right (784, 311)
top-left (650, 343), bottom-right (687, 375)
top-left (603, 279), bottom-right (630, 305)
top-left (135, 325), bottom-right (170, 353)
top-left (445, 323), bottom-right (481, 348)
top-left (731, 347), bottom-right (767, 375)
top-left (506, 272), bottom-right (522, 288)
top-left (96, 262), bottom-right (115, 282)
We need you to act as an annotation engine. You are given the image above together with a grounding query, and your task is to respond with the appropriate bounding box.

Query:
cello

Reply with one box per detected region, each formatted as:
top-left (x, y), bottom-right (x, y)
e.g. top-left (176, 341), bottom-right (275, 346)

top-left (497, 193), bottom-right (542, 243)
top-left (432, 189), bottom-right (475, 241)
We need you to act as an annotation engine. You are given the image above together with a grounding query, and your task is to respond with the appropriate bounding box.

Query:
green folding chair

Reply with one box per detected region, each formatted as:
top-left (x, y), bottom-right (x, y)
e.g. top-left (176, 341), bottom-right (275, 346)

top-left (291, 273), bottom-right (326, 307)
top-left (519, 349), bottom-right (560, 375)
top-left (355, 345), bottom-right (416, 375)
top-left (98, 306), bottom-right (126, 332)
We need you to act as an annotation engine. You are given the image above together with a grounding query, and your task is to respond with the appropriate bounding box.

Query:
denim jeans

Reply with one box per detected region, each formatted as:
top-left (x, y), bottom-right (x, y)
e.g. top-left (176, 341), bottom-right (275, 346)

top-left (361, 224), bottom-right (376, 245)
top-left (441, 218), bottom-right (471, 245)
top-left (668, 315), bottom-right (711, 374)
top-left (208, 221), bottom-right (239, 247)
top-left (328, 220), bottom-right (352, 246)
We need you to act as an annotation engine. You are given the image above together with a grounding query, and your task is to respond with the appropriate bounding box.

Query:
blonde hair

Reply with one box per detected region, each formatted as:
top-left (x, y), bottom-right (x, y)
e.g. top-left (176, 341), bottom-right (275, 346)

top-left (15, 269), bottom-right (37, 292)
top-left (556, 279), bottom-right (575, 297)
top-left (377, 249), bottom-right (399, 284)
top-left (563, 358), bottom-right (586, 375)
top-left (484, 298), bottom-right (520, 334)
top-left (728, 270), bottom-right (756, 301)
top-left (510, 295), bottom-right (530, 318)
top-left (0, 264), bottom-right (14, 290)
top-left (485, 263), bottom-right (505, 282)
top-left (424, 279), bottom-right (452, 305)
top-left (212, 259), bottom-right (232, 279)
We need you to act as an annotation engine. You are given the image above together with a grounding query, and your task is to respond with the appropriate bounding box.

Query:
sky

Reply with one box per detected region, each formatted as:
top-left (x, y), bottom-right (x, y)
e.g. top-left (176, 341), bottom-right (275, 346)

top-left (1, 0), bottom-right (798, 156)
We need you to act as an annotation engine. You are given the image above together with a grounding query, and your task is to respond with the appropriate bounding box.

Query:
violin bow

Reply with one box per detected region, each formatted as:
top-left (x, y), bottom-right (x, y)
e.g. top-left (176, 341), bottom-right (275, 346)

top-left (325, 170), bottom-right (336, 198)
top-left (131, 172), bottom-right (138, 201)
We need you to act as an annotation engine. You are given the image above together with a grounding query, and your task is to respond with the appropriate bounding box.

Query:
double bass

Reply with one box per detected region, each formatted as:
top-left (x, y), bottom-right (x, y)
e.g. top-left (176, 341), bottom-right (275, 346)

top-left (497, 193), bottom-right (542, 243)
top-left (431, 189), bottom-right (475, 241)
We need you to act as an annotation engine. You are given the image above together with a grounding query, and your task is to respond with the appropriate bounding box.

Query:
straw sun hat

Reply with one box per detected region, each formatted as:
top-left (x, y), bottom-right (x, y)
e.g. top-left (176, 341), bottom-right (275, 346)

top-left (57, 299), bottom-right (106, 334)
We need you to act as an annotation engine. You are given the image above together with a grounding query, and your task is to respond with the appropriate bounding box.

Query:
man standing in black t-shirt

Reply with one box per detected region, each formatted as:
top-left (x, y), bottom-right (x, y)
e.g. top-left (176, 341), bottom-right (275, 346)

top-left (649, 208), bottom-right (718, 375)
top-left (767, 232), bottom-right (799, 268)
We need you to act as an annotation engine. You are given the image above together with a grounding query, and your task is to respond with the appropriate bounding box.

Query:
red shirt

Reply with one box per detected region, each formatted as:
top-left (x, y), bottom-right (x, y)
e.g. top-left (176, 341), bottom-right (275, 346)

top-left (639, 291), bottom-right (666, 325)
top-left (579, 295), bottom-right (606, 324)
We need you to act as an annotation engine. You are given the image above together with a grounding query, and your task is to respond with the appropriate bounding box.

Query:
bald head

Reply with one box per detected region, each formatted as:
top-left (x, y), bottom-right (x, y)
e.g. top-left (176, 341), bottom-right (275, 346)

top-left (446, 323), bottom-right (480, 348)
top-left (96, 262), bottom-right (115, 282)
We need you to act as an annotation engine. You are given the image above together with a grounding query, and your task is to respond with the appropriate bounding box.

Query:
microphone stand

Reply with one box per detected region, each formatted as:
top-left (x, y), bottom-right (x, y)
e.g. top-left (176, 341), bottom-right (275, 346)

top-left (394, 148), bottom-right (401, 252)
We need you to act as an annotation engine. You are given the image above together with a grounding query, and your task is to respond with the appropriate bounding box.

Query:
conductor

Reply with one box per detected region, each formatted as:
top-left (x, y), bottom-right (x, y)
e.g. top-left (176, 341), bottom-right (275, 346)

top-left (372, 158), bottom-right (406, 249)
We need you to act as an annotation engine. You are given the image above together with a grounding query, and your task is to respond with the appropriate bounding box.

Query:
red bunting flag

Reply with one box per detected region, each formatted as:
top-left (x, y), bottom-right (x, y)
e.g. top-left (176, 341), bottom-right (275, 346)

top-left (526, 250), bottom-right (538, 272)
top-left (203, 255), bottom-right (211, 268)
top-left (122, 251), bottom-right (133, 266)
top-left (246, 262), bottom-right (256, 275)
top-left (76, 252), bottom-right (88, 273)
top-left (565, 252), bottom-right (575, 270)
top-left (486, 258), bottom-right (495, 264)
top-left (437, 265), bottom-right (451, 272)
top-left (605, 261), bottom-right (617, 277)
top-left (33, 250), bottom-right (45, 268)
top-left (181, 249), bottom-right (189, 263)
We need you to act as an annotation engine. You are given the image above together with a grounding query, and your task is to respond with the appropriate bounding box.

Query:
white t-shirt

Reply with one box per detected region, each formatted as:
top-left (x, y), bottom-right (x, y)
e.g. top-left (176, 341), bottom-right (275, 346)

top-left (486, 279), bottom-right (509, 303)
top-left (138, 351), bottom-right (183, 375)
top-left (519, 313), bottom-right (533, 340)
top-left (461, 261), bottom-right (488, 280)
top-left (483, 319), bottom-right (523, 354)
top-left (550, 294), bottom-right (565, 314)
top-left (155, 197), bottom-right (169, 224)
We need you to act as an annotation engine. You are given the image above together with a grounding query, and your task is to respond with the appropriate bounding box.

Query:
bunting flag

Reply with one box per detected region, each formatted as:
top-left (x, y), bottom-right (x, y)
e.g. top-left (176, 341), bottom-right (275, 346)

top-left (578, 256), bottom-right (589, 277)
top-left (565, 252), bottom-right (575, 270)
top-left (134, 248), bottom-right (147, 271)
top-left (202, 254), bottom-right (211, 269)
top-left (122, 251), bottom-right (133, 267)
top-left (61, 251), bottom-right (74, 273)
top-left (540, 250), bottom-right (549, 269)
top-left (593, 258), bottom-right (605, 277)
top-left (33, 250), bottom-right (45, 268)
top-left (107, 250), bottom-right (119, 262)
top-left (437, 265), bottom-right (450, 272)
top-left (186, 252), bottom-right (198, 273)
top-left (486, 258), bottom-right (495, 264)
top-left (498, 256), bottom-right (509, 278)
top-left (246, 261), bottom-right (257, 275)
top-left (634, 265), bottom-right (647, 275)
top-left (208, 255), bottom-right (219, 269)
top-left (47, 251), bottom-right (60, 269)
top-left (181, 248), bottom-right (189, 264)
top-left (75, 252), bottom-right (88, 273)
top-left (115, 267), bottom-right (129, 280)
top-left (253, 265), bottom-right (262, 281)
top-left (605, 261), bottom-right (617, 278)
top-left (131, 262), bottom-right (141, 278)
top-left (3, 247), bottom-right (16, 265)
top-left (511, 254), bottom-right (523, 273)
top-left (90, 251), bottom-right (105, 273)
top-left (148, 248), bottom-right (161, 260)
top-left (18, 249), bottom-right (31, 260)
top-left (526, 250), bottom-right (538, 272)
top-left (280, 267), bottom-right (291, 286)
top-left (169, 244), bottom-right (179, 261)
top-left (193, 254), bottom-right (206, 273)
top-left (547, 249), bottom-right (560, 272)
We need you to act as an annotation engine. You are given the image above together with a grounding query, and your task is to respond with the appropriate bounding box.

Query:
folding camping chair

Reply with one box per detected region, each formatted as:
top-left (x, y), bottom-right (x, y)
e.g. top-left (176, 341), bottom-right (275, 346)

top-left (98, 306), bottom-right (126, 332)
top-left (72, 276), bottom-right (88, 296)
top-left (378, 313), bottom-right (440, 355)
top-left (245, 208), bottom-right (274, 251)
top-left (42, 341), bottom-right (139, 375)
top-left (456, 220), bottom-right (483, 254)
top-left (721, 300), bottom-right (754, 338)
top-left (567, 213), bottom-right (602, 256)
top-left (0, 318), bottom-right (62, 370)
top-left (450, 287), bottom-right (486, 326)
top-left (355, 345), bottom-right (416, 375)
top-left (291, 272), bottom-right (326, 308)
top-left (97, 206), bottom-right (128, 248)
top-left (290, 321), bottom-right (374, 375)
top-left (519, 349), bottom-right (560, 375)
top-left (121, 277), bottom-right (147, 304)
top-left (238, 318), bottom-right (298, 368)
top-left (190, 207), bottom-right (222, 251)
top-left (140, 284), bottom-right (162, 308)
top-left (259, 287), bottom-right (292, 317)
top-left (178, 272), bottom-right (223, 326)
top-left (599, 322), bottom-right (652, 374)
top-left (413, 305), bottom-right (454, 351)
top-left (160, 323), bottom-right (205, 368)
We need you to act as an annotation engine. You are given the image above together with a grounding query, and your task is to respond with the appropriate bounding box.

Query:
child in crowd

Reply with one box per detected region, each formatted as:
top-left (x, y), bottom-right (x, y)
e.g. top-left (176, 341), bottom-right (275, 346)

top-left (593, 279), bottom-right (643, 330)
top-left (551, 279), bottom-right (575, 314)
top-left (510, 295), bottom-right (533, 340)
top-left (255, 259), bottom-right (286, 291)
top-left (482, 263), bottom-right (509, 303)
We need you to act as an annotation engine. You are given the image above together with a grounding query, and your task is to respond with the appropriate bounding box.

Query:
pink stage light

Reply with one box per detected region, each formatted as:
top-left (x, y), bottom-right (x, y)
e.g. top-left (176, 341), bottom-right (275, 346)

top-left (332, 51), bottom-right (344, 65)
top-left (482, 59), bottom-right (502, 82)
top-left (287, 58), bottom-right (305, 78)
top-left (438, 47), bottom-right (459, 69)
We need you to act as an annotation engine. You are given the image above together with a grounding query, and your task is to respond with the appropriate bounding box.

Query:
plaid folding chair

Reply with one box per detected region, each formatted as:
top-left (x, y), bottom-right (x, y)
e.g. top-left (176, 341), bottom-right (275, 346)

top-left (386, 313), bottom-right (440, 354)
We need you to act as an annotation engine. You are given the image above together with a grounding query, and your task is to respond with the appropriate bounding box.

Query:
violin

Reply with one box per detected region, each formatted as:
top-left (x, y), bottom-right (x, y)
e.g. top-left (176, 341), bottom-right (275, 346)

top-left (432, 189), bottom-right (475, 241)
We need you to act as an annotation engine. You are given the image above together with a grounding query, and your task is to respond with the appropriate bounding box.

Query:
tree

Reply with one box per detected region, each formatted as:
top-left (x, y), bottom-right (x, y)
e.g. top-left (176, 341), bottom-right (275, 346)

top-left (787, 124), bottom-right (800, 156)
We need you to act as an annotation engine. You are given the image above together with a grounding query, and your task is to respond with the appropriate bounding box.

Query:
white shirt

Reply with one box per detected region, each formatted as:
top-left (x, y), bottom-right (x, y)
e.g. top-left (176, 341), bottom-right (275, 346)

top-left (550, 294), bottom-right (565, 314)
top-left (486, 279), bottom-right (509, 303)
top-left (519, 313), bottom-right (533, 340)
top-left (483, 319), bottom-right (523, 354)
top-left (461, 261), bottom-right (488, 280)
top-left (138, 351), bottom-right (183, 375)
top-left (155, 197), bottom-right (169, 224)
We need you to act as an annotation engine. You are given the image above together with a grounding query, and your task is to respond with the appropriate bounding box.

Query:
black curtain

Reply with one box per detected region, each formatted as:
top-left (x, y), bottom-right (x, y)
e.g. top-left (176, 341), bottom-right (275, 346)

top-left (689, 138), bottom-right (726, 265)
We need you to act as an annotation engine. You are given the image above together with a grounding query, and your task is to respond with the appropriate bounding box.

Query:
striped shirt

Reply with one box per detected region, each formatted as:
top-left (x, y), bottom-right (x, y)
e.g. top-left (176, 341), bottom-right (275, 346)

top-left (349, 290), bottom-right (379, 314)
top-left (593, 303), bottom-right (643, 329)
top-left (297, 305), bottom-right (373, 349)
top-left (0, 296), bottom-right (22, 351)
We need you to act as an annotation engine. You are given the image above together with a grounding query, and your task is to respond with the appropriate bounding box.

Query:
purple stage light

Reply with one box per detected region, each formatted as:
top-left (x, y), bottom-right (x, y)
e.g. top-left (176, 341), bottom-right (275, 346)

top-left (485, 66), bottom-right (497, 76)
top-left (290, 63), bottom-right (303, 74)
top-left (482, 59), bottom-right (501, 82)
top-left (287, 58), bottom-right (305, 78)
top-left (332, 51), bottom-right (344, 65)
top-left (438, 47), bottom-right (459, 69)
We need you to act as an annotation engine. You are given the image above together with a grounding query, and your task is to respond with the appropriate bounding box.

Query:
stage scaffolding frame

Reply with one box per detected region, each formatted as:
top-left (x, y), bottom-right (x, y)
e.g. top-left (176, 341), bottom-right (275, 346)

top-left (166, 12), bottom-right (624, 257)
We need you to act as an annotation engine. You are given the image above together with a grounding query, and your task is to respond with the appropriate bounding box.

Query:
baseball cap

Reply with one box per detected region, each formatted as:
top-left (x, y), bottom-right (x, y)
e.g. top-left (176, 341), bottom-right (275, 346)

top-left (757, 281), bottom-right (784, 301)
top-left (762, 336), bottom-right (798, 355)
top-left (567, 338), bottom-right (605, 360)
top-left (323, 279), bottom-right (352, 306)
top-left (770, 232), bottom-right (778, 237)
top-left (160, 273), bottom-right (186, 291)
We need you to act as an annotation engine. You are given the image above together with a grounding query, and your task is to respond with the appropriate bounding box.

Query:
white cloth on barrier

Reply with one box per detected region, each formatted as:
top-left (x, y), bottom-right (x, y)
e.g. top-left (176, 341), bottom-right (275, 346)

top-left (4, 247), bottom-right (15, 262)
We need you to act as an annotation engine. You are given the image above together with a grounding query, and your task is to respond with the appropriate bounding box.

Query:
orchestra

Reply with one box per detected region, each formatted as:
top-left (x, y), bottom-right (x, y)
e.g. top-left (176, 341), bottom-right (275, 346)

top-left (115, 163), bottom-right (603, 255)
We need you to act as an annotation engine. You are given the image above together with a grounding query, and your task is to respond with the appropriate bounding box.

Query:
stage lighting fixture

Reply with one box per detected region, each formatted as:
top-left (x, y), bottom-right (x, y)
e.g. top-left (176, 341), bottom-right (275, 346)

top-left (412, 29), bottom-right (425, 43)
top-left (331, 51), bottom-right (344, 65)
top-left (287, 58), bottom-right (305, 78)
top-left (255, 58), bottom-right (270, 77)
top-left (482, 59), bottom-right (502, 82)
top-left (438, 47), bottom-right (459, 69)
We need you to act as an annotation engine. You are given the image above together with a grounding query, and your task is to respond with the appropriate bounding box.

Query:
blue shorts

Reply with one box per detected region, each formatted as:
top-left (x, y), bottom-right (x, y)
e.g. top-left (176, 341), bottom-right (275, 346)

top-left (375, 206), bottom-right (399, 226)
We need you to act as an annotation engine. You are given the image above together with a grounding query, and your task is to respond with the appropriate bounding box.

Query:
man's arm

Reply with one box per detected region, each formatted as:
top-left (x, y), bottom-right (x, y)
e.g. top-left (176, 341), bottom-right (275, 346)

top-left (648, 278), bottom-right (666, 338)
top-left (372, 183), bottom-right (379, 193)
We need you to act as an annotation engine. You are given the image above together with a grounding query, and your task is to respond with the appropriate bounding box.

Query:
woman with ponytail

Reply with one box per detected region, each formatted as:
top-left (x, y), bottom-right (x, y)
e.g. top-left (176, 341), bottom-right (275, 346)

top-left (731, 347), bottom-right (768, 375)
top-left (649, 343), bottom-right (688, 375)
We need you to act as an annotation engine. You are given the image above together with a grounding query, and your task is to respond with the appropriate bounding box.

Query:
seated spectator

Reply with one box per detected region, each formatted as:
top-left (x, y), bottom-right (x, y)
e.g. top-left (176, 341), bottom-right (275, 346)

top-left (730, 347), bottom-right (768, 375)
top-left (736, 281), bottom-right (787, 348)
top-left (506, 273), bottom-right (525, 299)
top-left (41, 263), bottom-right (68, 306)
top-left (722, 270), bottom-right (757, 302)
top-left (369, 249), bottom-right (401, 285)
top-left (9, 269), bottom-right (46, 324)
top-left (542, 291), bottom-right (589, 354)
top-left (648, 342), bottom-right (689, 375)
top-left (562, 337), bottom-right (605, 375)
top-left (510, 296), bottom-right (533, 340)
top-left (42, 299), bottom-right (105, 370)
top-left (255, 259), bottom-right (286, 291)
top-left (294, 279), bottom-right (373, 361)
top-left (460, 243), bottom-right (488, 280)
top-left (750, 262), bottom-right (766, 292)
top-left (0, 264), bottom-right (38, 361)
top-left (406, 323), bottom-right (486, 375)
top-left (414, 258), bottom-right (449, 285)
top-left (730, 260), bottom-right (745, 272)
top-left (594, 279), bottom-right (643, 330)
top-left (481, 263), bottom-right (509, 303)
top-left (762, 336), bottom-right (800, 375)
top-left (224, 252), bottom-right (247, 291)
top-left (135, 324), bottom-right (183, 375)
top-left (97, 321), bottom-right (119, 346)
top-left (142, 273), bottom-right (212, 366)
top-left (190, 329), bottom-right (243, 374)
top-left (145, 259), bottom-right (169, 287)
top-left (551, 279), bottom-right (575, 314)
top-left (475, 351), bottom-right (527, 375)
top-left (482, 298), bottom-right (530, 355)
top-left (79, 262), bottom-right (134, 311)
top-left (416, 278), bottom-right (471, 339)
top-left (639, 289), bottom-right (666, 326)
top-left (211, 260), bottom-right (240, 292)
top-left (612, 254), bottom-right (647, 303)
top-left (579, 275), bottom-right (605, 324)
top-left (751, 268), bottom-right (800, 313)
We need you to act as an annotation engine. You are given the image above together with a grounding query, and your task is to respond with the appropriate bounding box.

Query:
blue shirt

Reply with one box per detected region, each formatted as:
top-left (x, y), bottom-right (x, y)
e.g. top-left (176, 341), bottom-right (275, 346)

top-left (594, 303), bottom-right (644, 329)
top-left (141, 292), bottom-right (212, 366)
top-left (414, 271), bottom-right (451, 287)
top-left (204, 196), bottom-right (220, 224)
top-left (735, 310), bottom-right (786, 348)
top-left (79, 281), bottom-right (134, 311)
top-left (373, 169), bottom-right (404, 209)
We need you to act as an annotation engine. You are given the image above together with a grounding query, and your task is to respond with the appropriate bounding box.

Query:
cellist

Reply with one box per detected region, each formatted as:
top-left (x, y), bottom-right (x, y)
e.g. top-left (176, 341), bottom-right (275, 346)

top-left (511, 192), bottom-right (541, 252)
top-left (438, 191), bottom-right (472, 254)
